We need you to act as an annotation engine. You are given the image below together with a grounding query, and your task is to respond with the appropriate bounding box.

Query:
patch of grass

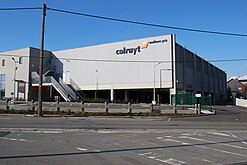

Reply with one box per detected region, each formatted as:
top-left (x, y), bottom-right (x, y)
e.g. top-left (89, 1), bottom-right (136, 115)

top-left (0, 109), bottom-right (35, 114)
top-left (0, 108), bottom-right (198, 117)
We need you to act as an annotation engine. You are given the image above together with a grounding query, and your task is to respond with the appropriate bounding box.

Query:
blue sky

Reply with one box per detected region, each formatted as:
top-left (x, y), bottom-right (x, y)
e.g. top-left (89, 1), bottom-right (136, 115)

top-left (0, 0), bottom-right (247, 78)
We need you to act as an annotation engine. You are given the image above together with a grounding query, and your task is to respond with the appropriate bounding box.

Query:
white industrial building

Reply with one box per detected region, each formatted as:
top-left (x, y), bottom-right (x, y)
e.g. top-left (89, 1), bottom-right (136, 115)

top-left (0, 34), bottom-right (227, 104)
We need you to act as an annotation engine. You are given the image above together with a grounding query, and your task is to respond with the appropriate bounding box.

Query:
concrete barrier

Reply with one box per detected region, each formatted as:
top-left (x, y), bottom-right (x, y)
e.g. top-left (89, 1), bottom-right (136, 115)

top-left (236, 98), bottom-right (247, 108)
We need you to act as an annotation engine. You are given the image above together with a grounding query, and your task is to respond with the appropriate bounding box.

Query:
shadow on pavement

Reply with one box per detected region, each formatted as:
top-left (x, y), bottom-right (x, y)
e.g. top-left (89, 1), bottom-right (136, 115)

top-left (0, 139), bottom-right (246, 160)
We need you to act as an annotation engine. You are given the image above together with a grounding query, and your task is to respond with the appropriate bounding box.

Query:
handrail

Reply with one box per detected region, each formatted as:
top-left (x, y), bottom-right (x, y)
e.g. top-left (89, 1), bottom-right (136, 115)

top-left (50, 76), bottom-right (70, 102)
top-left (69, 78), bottom-right (86, 99)
top-left (69, 79), bottom-right (81, 91)
top-left (31, 72), bottom-right (70, 101)
top-left (31, 72), bottom-right (40, 84)
top-left (59, 78), bottom-right (77, 101)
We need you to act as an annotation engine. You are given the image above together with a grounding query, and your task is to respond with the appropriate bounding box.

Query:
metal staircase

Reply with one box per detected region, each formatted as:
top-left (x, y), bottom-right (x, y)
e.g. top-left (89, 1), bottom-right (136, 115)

top-left (59, 78), bottom-right (77, 101)
top-left (31, 72), bottom-right (81, 102)
top-left (32, 72), bottom-right (70, 101)
top-left (49, 76), bottom-right (70, 101)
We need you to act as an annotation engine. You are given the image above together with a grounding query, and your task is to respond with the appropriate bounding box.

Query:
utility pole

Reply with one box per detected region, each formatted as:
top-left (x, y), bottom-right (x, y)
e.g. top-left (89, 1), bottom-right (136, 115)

top-left (38, 2), bottom-right (46, 117)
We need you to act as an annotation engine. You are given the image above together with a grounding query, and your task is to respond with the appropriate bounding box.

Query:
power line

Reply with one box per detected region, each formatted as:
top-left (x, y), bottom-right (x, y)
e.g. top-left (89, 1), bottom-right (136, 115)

top-left (0, 53), bottom-right (247, 64)
top-left (1, 6), bottom-right (246, 37)
top-left (0, 7), bottom-right (42, 11)
top-left (56, 57), bottom-right (247, 64)
top-left (47, 7), bottom-right (247, 37)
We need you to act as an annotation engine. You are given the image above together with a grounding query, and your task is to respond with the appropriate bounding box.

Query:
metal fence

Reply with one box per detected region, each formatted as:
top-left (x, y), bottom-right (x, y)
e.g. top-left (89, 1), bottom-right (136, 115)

top-left (171, 93), bottom-right (212, 111)
top-left (0, 101), bottom-right (198, 115)
top-left (200, 95), bottom-right (212, 110)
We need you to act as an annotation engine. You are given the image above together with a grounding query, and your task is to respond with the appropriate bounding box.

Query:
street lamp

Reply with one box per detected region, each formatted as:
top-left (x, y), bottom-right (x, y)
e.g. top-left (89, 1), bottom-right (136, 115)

top-left (12, 58), bottom-right (18, 101)
top-left (95, 69), bottom-right (99, 99)
top-left (153, 62), bottom-right (161, 105)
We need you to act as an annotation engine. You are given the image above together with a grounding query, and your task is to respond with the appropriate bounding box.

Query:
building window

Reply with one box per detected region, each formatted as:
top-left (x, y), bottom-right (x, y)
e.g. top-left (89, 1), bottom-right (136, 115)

top-left (0, 74), bottom-right (6, 100)
top-left (19, 57), bottom-right (23, 64)
top-left (2, 59), bottom-right (5, 66)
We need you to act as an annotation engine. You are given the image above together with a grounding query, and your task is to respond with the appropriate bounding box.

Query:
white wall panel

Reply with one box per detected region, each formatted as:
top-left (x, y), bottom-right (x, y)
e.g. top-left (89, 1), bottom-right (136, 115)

top-left (53, 35), bottom-right (174, 90)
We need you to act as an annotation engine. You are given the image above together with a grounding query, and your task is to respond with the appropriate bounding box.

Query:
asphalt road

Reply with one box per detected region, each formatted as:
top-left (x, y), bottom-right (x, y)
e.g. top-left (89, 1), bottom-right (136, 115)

top-left (0, 105), bottom-right (247, 165)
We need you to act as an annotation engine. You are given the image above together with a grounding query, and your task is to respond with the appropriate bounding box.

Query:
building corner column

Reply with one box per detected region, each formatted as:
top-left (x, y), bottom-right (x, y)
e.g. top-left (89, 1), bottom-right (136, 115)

top-left (124, 90), bottom-right (129, 102)
top-left (170, 34), bottom-right (176, 104)
top-left (110, 88), bottom-right (114, 102)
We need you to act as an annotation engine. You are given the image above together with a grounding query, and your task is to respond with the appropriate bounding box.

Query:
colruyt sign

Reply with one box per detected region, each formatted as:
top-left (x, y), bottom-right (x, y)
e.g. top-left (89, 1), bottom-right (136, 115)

top-left (115, 39), bottom-right (168, 56)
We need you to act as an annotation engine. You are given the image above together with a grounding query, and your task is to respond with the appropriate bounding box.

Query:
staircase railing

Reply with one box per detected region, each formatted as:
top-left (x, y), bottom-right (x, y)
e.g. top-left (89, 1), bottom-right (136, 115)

top-left (69, 79), bottom-right (81, 91)
top-left (31, 72), bottom-right (40, 84)
top-left (69, 78), bottom-right (86, 99)
top-left (31, 72), bottom-right (71, 102)
top-left (59, 78), bottom-right (77, 101)
top-left (50, 76), bottom-right (70, 102)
